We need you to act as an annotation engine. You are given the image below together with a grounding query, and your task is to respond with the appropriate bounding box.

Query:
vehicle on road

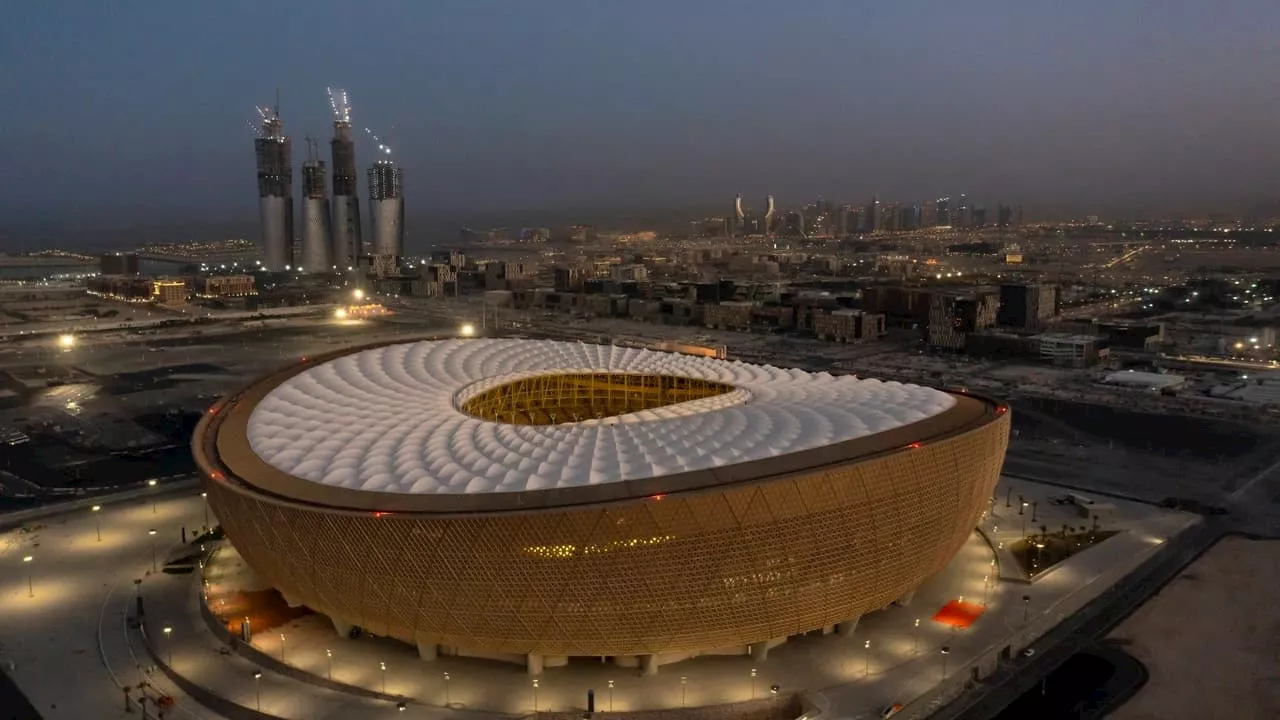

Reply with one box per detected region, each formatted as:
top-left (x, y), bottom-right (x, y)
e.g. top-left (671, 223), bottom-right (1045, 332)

top-left (881, 703), bottom-right (905, 718)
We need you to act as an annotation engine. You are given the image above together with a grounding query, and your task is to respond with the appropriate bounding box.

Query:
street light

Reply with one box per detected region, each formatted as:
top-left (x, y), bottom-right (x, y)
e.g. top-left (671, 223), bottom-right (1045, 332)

top-left (913, 618), bottom-right (921, 654)
top-left (443, 671), bottom-right (451, 706)
top-left (201, 492), bottom-right (209, 528)
top-left (459, 322), bottom-right (476, 338)
top-left (22, 555), bottom-right (33, 597)
top-left (326, 649), bottom-right (332, 680)
top-left (380, 661), bottom-right (387, 694)
top-left (607, 679), bottom-right (614, 711)
top-left (680, 675), bottom-right (688, 707)
top-left (864, 639), bottom-right (872, 675)
top-left (941, 646), bottom-right (951, 679)
top-left (532, 678), bottom-right (539, 712)
top-left (163, 626), bottom-right (173, 664)
top-left (750, 667), bottom-right (757, 699)
top-left (58, 333), bottom-right (75, 349)
top-left (148, 479), bottom-right (158, 514)
top-left (279, 633), bottom-right (286, 663)
top-left (353, 288), bottom-right (365, 301)
top-left (253, 670), bottom-right (262, 711)
top-left (148, 528), bottom-right (158, 573)
top-left (92, 504), bottom-right (102, 542)
top-left (397, 700), bottom-right (407, 712)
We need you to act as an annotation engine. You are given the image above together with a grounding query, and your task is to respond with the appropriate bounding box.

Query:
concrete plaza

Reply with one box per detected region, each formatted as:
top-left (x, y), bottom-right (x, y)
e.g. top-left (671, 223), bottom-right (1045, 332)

top-left (0, 477), bottom-right (1199, 720)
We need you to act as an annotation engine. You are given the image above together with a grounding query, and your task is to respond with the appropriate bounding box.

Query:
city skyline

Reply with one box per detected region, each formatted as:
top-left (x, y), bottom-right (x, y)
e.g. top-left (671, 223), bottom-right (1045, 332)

top-left (3, 1), bottom-right (1280, 240)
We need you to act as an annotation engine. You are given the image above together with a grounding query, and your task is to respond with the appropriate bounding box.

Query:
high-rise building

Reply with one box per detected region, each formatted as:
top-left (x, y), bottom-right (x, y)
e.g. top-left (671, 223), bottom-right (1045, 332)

top-left (254, 108), bottom-right (294, 271)
top-left (329, 94), bottom-right (362, 267)
top-left (935, 197), bottom-right (951, 227)
top-left (997, 204), bottom-right (1014, 228)
top-left (368, 159), bottom-right (404, 261)
top-left (300, 139), bottom-right (332, 273)
top-left (732, 194), bottom-right (746, 237)
top-left (866, 196), bottom-right (882, 233)
top-left (998, 283), bottom-right (1059, 330)
top-left (921, 200), bottom-right (937, 228)
top-left (763, 195), bottom-right (776, 237)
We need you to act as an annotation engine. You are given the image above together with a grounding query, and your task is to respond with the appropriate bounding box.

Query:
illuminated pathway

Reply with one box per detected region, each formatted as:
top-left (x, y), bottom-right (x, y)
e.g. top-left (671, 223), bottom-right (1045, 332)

top-left (0, 479), bottom-right (1199, 719)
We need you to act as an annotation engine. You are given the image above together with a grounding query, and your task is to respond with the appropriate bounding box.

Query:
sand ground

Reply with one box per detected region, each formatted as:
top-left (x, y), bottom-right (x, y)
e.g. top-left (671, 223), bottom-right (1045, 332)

top-left (1108, 536), bottom-right (1280, 720)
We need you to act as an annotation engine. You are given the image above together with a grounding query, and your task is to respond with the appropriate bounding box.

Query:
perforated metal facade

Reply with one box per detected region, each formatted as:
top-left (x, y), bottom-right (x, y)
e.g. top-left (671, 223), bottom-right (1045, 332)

top-left (195, 340), bottom-right (1010, 658)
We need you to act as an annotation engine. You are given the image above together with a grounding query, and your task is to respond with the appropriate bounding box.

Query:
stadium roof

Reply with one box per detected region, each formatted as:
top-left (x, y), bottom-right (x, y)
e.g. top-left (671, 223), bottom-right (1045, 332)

top-left (243, 339), bottom-right (956, 495)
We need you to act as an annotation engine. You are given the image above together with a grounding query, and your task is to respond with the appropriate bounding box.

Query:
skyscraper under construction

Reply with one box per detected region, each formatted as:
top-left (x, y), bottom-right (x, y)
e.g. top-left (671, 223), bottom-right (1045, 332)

top-left (327, 88), bottom-right (362, 267)
top-left (300, 138), bottom-right (332, 273)
top-left (253, 106), bottom-right (294, 271)
top-left (368, 157), bottom-right (404, 261)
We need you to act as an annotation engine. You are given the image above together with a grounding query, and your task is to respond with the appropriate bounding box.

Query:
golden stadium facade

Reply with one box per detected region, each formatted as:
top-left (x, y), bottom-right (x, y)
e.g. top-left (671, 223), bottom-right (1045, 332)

top-left (194, 338), bottom-right (1009, 668)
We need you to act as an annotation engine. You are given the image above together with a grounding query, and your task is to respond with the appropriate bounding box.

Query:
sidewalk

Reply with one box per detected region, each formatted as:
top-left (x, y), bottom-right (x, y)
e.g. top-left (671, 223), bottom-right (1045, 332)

top-left (139, 560), bottom-right (505, 719)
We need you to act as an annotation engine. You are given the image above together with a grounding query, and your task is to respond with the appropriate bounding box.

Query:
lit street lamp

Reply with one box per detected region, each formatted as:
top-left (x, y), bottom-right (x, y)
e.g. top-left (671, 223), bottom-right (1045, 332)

top-left (201, 492), bottom-right (209, 528)
top-left (148, 528), bottom-right (158, 573)
top-left (380, 661), bottom-right (387, 694)
top-left (680, 675), bottom-right (688, 707)
top-left (607, 679), bottom-right (614, 711)
top-left (353, 288), bottom-right (365, 301)
top-left (92, 504), bottom-right (102, 542)
top-left (252, 670), bottom-right (262, 711)
top-left (148, 478), bottom-right (158, 514)
top-left (326, 649), bottom-right (332, 680)
top-left (163, 626), bottom-right (173, 664)
top-left (279, 633), bottom-right (286, 663)
top-left (940, 646), bottom-right (951, 679)
top-left (913, 618), bottom-right (921, 654)
top-left (443, 671), bottom-right (451, 706)
top-left (23, 555), bottom-right (33, 597)
top-left (750, 667), bottom-right (757, 699)
top-left (864, 639), bottom-right (872, 675)
top-left (459, 323), bottom-right (476, 338)
top-left (532, 678), bottom-right (539, 712)
top-left (58, 333), bottom-right (75, 350)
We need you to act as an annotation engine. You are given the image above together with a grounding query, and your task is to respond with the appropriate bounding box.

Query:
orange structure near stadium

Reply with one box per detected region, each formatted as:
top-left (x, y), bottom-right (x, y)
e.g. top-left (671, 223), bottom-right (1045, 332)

top-left (194, 338), bottom-right (1010, 672)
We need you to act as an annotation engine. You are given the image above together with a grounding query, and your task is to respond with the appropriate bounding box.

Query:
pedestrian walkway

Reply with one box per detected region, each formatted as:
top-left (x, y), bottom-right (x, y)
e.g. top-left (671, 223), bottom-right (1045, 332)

top-left (201, 535), bottom-right (998, 717)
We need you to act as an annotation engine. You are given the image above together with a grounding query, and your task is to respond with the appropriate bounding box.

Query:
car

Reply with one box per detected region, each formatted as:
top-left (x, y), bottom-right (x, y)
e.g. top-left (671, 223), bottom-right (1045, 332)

top-left (1022, 648), bottom-right (1036, 658)
top-left (881, 703), bottom-right (905, 718)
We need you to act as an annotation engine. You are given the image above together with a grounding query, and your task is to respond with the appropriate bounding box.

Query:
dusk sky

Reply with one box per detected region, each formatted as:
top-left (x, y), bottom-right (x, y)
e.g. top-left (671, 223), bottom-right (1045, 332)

top-left (3, 0), bottom-right (1279, 234)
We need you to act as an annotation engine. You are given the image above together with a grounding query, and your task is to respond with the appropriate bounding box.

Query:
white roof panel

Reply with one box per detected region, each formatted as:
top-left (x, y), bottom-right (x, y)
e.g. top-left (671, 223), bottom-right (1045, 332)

top-left (245, 339), bottom-right (956, 495)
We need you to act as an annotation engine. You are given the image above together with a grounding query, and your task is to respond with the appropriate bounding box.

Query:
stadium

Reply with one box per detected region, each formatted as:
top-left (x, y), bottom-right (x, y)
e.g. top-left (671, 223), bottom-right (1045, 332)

top-left (194, 337), bottom-right (1010, 673)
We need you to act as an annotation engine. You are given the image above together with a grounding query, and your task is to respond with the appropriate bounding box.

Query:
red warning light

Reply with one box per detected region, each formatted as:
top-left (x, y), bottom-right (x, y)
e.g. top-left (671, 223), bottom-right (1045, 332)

top-left (906, 442), bottom-right (922, 449)
top-left (649, 494), bottom-right (666, 502)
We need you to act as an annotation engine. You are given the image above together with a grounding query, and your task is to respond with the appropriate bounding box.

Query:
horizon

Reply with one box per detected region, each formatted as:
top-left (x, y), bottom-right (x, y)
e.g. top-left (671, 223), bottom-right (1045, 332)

top-left (3, 1), bottom-right (1279, 248)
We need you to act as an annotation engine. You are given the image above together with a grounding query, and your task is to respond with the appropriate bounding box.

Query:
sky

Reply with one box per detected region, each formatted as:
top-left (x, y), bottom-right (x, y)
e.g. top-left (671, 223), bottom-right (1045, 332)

top-left (1, 0), bottom-right (1279, 238)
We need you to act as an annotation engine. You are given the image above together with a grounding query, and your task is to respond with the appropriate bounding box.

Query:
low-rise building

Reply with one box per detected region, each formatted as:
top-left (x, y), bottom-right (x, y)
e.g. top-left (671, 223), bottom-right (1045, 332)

top-left (813, 309), bottom-right (886, 343)
top-left (151, 280), bottom-right (188, 305)
top-left (200, 275), bottom-right (256, 298)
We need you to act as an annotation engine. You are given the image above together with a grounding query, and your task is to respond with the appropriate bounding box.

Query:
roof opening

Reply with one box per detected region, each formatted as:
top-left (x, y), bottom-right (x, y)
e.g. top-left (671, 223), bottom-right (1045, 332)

top-left (459, 372), bottom-right (736, 426)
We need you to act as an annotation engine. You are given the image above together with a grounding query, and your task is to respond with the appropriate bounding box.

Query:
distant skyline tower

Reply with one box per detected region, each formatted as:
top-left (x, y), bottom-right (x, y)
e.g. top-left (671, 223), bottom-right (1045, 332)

top-left (366, 129), bottom-right (404, 260)
top-left (252, 102), bottom-right (294, 271)
top-left (300, 137), bottom-right (332, 273)
top-left (763, 194), bottom-right (776, 236)
top-left (328, 88), bottom-right (362, 267)
top-left (732, 194), bottom-right (746, 237)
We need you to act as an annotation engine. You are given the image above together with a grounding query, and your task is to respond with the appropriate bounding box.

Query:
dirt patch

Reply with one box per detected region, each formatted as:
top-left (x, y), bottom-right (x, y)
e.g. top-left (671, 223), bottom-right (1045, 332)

top-left (1107, 536), bottom-right (1280, 720)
